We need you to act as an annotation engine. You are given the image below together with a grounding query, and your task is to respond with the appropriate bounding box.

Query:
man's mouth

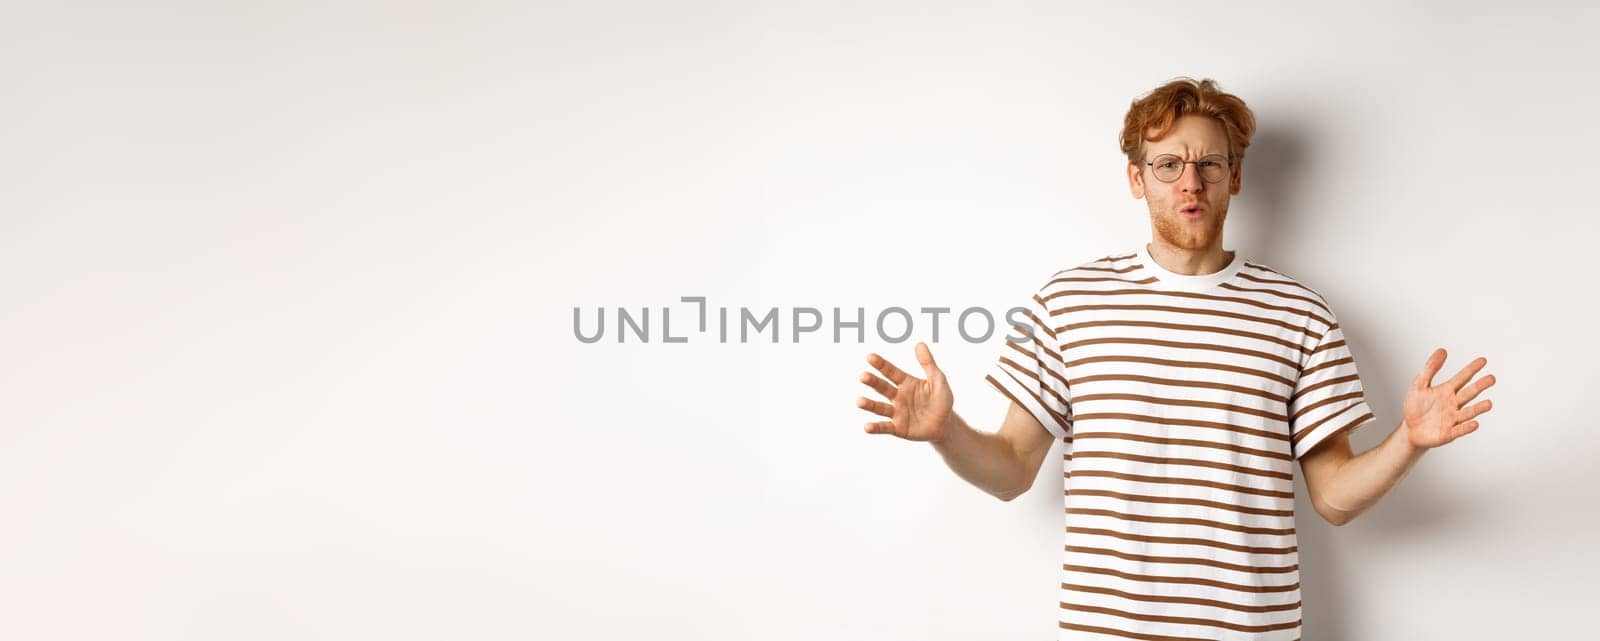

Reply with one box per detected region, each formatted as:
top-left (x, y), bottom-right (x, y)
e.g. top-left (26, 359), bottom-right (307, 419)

top-left (1180, 204), bottom-right (1203, 218)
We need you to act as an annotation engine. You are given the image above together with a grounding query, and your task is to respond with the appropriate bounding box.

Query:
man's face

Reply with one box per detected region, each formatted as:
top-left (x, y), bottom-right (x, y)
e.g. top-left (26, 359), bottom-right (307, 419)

top-left (1126, 114), bottom-right (1243, 251)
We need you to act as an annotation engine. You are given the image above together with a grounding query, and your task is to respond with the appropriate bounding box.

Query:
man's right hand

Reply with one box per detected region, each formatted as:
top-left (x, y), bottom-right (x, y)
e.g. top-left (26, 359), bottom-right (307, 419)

top-left (857, 341), bottom-right (955, 443)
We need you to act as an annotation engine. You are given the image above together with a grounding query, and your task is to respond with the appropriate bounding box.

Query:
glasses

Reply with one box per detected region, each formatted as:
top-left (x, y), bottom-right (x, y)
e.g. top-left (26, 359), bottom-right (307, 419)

top-left (1144, 154), bottom-right (1231, 183)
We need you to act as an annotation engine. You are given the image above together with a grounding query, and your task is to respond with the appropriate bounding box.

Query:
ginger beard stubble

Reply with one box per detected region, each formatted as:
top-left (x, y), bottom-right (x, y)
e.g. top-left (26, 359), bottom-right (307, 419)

top-left (1149, 193), bottom-right (1228, 251)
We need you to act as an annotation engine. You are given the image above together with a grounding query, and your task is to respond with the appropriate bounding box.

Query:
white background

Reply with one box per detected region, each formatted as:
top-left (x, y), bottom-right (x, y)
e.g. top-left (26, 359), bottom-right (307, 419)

top-left (2, 2), bottom-right (1596, 640)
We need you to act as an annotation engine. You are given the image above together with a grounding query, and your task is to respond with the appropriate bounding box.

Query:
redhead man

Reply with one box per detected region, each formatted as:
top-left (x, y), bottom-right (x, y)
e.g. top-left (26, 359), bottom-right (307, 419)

top-left (854, 77), bottom-right (1497, 640)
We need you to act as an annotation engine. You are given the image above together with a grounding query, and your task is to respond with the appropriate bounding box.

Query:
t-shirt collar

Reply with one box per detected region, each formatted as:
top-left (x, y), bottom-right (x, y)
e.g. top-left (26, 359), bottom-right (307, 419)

top-left (1136, 242), bottom-right (1244, 292)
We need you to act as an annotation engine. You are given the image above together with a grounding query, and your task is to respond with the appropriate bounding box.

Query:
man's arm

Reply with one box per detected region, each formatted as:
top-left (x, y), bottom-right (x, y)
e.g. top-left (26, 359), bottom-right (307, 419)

top-left (931, 401), bottom-right (1056, 502)
top-left (1299, 421), bottom-right (1425, 526)
top-left (858, 344), bottom-right (1058, 502)
top-left (1300, 348), bottom-right (1497, 526)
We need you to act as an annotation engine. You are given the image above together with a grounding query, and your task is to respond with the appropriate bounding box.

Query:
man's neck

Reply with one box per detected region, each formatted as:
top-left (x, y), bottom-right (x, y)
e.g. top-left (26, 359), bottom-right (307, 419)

top-left (1146, 241), bottom-right (1234, 276)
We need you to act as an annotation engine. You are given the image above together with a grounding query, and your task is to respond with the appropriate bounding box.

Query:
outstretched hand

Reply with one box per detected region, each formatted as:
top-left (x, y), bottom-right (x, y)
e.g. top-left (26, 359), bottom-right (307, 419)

top-left (856, 342), bottom-right (954, 442)
top-left (1403, 347), bottom-right (1497, 449)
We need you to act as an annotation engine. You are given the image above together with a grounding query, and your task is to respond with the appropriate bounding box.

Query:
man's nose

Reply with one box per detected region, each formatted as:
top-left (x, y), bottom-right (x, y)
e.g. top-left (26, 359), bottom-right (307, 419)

top-left (1178, 163), bottom-right (1205, 193)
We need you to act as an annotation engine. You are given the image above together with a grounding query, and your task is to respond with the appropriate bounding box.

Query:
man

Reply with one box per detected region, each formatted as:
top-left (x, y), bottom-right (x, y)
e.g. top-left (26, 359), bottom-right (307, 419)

top-left (853, 77), bottom-right (1497, 640)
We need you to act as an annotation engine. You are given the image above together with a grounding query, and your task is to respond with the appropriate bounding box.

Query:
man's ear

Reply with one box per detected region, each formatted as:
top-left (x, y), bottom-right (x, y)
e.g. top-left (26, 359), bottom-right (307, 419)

top-left (1228, 156), bottom-right (1244, 195)
top-left (1127, 162), bottom-right (1145, 199)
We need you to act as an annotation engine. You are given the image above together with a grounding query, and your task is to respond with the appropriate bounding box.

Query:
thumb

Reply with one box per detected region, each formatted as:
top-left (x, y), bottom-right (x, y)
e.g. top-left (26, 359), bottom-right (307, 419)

top-left (1414, 347), bottom-right (1445, 391)
top-left (915, 341), bottom-right (941, 379)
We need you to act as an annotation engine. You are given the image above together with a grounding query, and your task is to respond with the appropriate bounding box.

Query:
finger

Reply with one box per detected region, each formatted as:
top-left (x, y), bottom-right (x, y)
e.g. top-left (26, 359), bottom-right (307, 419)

top-left (1456, 373), bottom-right (1496, 407)
top-left (867, 352), bottom-right (911, 385)
top-left (864, 420), bottom-right (897, 435)
top-left (1458, 398), bottom-right (1493, 422)
top-left (856, 396), bottom-right (894, 418)
top-left (1413, 348), bottom-right (1446, 391)
top-left (1451, 420), bottom-right (1480, 440)
top-left (1443, 356), bottom-right (1488, 393)
top-left (860, 371), bottom-right (898, 400)
top-left (915, 341), bottom-right (942, 379)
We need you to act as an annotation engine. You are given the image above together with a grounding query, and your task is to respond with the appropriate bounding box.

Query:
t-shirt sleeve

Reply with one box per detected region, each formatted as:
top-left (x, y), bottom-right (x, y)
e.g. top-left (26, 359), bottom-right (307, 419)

top-left (984, 283), bottom-right (1072, 440)
top-left (1289, 304), bottom-right (1378, 459)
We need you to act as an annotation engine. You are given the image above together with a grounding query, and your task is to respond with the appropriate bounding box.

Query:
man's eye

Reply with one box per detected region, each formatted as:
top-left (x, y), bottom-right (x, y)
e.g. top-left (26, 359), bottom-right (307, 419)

top-left (1198, 161), bottom-right (1220, 169)
top-left (1158, 162), bottom-right (1179, 169)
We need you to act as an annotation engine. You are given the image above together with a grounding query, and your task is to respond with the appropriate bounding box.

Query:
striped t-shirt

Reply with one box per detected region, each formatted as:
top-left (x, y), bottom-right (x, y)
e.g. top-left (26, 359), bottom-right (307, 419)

top-left (987, 244), bottom-right (1376, 641)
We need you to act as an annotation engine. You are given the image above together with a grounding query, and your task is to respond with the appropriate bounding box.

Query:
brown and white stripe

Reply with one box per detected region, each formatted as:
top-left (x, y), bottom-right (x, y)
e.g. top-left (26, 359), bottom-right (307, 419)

top-left (988, 244), bottom-right (1375, 641)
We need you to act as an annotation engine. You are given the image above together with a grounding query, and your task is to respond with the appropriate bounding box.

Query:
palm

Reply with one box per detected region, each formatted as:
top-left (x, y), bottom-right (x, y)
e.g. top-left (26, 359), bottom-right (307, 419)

top-left (856, 342), bottom-right (955, 442)
top-left (1403, 348), bottom-right (1497, 449)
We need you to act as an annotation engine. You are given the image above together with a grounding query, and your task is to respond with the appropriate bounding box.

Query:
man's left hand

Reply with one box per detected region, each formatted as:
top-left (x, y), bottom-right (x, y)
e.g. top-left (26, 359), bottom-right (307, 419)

top-left (1403, 348), bottom-right (1496, 449)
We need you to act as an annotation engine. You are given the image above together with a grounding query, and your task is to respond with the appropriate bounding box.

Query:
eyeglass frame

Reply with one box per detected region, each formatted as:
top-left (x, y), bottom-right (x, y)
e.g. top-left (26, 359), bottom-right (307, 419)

top-left (1141, 153), bottom-right (1234, 184)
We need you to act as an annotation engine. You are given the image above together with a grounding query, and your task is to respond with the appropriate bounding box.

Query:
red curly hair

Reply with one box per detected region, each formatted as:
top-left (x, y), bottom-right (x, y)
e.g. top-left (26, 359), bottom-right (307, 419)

top-left (1120, 77), bottom-right (1256, 166)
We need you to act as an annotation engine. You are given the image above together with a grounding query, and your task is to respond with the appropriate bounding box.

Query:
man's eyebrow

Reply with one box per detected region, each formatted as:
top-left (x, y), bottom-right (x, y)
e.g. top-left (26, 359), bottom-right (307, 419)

top-left (1150, 148), bottom-right (1226, 157)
